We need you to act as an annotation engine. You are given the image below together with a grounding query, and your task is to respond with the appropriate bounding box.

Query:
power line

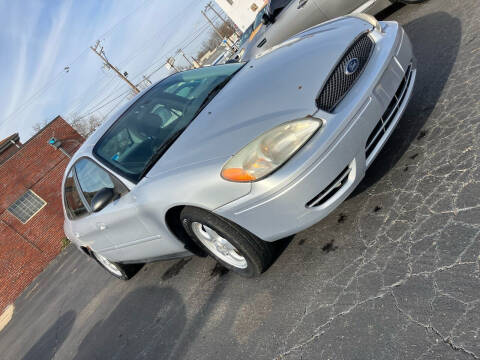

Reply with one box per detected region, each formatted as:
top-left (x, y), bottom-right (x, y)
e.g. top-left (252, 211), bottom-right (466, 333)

top-left (74, 81), bottom-right (127, 117)
top-left (102, 92), bottom-right (132, 119)
top-left (76, 20), bottom-right (212, 120)
top-left (0, 0), bottom-right (153, 128)
top-left (67, 5), bottom-right (206, 118)
top-left (116, 0), bottom-right (199, 70)
top-left (80, 21), bottom-right (212, 121)
top-left (96, 0), bottom-right (151, 40)
top-left (74, 88), bottom-right (131, 121)
top-left (1, 0), bottom-right (215, 132)
top-left (65, 72), bottom-right (121, 117)
top-left (129, 22), bottom-right (212, 83)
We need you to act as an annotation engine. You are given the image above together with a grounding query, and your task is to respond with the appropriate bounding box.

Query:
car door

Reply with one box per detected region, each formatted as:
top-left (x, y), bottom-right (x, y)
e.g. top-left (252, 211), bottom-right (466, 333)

top-left (73, 157), bottom-right (153, 259)
top-left (312, 0), bottom-right (367, 18)
top-left (252, 0), bottom-right (328, 54)
top-left (64, 167), bottom-right (114, 254)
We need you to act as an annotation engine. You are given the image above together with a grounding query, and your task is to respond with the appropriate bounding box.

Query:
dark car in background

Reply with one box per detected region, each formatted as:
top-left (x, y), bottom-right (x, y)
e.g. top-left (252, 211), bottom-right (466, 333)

top-left (238, 0), bottom-right (426, 61)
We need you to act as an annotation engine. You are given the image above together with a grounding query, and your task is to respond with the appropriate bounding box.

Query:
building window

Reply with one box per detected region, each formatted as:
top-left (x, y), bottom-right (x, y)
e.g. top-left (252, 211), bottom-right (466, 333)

top-left (8, 190), bottom-right (47, 224)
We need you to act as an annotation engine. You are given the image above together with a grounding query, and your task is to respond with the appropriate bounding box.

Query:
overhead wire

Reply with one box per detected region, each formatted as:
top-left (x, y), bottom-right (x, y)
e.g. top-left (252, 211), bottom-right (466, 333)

top-left (2, 0), bottom-right (223, 130)
top-left (75, 18), bottom-right (213, 120)
top-left (63, 0), bottom-right (208, 121)
top-left (0, 0), bottom-right (152, 128)
top-left (73, 88), bottom-right (132, 121)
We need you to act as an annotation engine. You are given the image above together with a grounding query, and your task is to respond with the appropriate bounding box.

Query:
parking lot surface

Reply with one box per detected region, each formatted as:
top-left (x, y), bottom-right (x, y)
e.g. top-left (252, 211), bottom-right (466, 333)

top-left (1, 1), bottom-right (480, 359)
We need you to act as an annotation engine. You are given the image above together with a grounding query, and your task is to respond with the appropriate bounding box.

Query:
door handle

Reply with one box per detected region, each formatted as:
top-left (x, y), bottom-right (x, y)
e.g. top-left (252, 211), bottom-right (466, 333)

top-left (298, 0), bottom-right (308, 9)
top-left (98, 223), bottom-right (108, 231)
top-left (257, 38), bottom-right (267, 48)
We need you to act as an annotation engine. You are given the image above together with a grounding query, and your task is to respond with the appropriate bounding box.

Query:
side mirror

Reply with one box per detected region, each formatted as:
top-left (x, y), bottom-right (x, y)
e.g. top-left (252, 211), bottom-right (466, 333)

top-left (91, 187), bottom-right (115, 212)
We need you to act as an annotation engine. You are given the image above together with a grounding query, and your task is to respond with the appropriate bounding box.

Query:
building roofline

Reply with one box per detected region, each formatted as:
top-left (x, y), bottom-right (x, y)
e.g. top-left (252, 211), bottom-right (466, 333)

top-left (0, 116), bottom-right (71, 166)
top-left (0, 133), bottom-right (20, 153)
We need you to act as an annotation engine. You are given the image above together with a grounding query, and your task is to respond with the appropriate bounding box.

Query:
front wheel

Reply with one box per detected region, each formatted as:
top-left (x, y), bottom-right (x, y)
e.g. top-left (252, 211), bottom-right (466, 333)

top-left (180, 207), bottom-right (274, 277)
top-left (92, 251), bottom-right (142, 280)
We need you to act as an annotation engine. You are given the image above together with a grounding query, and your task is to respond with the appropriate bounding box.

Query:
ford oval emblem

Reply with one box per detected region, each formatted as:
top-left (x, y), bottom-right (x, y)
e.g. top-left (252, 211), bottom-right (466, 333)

top-left (345, 58), bottom-right (360, 75)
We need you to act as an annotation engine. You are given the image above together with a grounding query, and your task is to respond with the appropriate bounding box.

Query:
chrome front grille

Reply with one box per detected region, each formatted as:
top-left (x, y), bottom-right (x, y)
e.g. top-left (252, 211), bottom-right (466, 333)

top-left (306, 166), bottom-right (351, 208)
top-left (316, 33), bottom-right (374, 113)
top-left (365, 64), bottom-right (413, 160)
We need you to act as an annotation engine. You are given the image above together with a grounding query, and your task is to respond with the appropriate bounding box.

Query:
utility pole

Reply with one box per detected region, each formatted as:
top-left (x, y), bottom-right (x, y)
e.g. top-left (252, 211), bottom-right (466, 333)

top-left (191, 56), bottom-right (201, 69)
top-left (90, 40), bottom-right (140, 94)
top-left (201, 10), bottom-right (234, 49)
top-left (142, 75), bottom-right (152, 86)
top-left (166, 57), bottom-right (179, 72)
top-left (177, 49), bottom-right (194, 68)
top-left (206, 2), bottom-right (238, 36)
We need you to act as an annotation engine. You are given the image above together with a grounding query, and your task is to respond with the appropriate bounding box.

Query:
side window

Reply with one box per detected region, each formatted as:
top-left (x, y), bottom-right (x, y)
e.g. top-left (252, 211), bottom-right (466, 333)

top-left (75, 158), bottom-right (127, 209)
top-left (253, 7), bottom-right (267, 29)
top-left (64, 169), bottom-right (88, 219)
top-left (269, 0), bottom-right (292, 17)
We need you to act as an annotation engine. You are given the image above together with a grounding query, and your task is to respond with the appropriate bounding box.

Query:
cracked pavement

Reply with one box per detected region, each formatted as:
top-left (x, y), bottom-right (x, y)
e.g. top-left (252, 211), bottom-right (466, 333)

top-left (0, 0), bottom-right (479, 359)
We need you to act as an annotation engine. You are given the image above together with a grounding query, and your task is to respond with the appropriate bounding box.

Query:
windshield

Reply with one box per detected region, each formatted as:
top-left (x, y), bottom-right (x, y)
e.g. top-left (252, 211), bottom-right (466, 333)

top-left (93, 63), bottom-right (244, 183)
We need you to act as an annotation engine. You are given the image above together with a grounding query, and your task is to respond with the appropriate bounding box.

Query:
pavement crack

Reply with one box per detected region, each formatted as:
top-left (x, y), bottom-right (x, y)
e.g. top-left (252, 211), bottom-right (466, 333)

top-left (391, 292), bottom-right (480, 359)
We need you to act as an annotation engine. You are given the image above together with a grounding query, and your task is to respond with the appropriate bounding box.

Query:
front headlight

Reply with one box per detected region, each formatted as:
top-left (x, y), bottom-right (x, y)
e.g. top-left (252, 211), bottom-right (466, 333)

top-left (221, 118), bottom-right (321, 182)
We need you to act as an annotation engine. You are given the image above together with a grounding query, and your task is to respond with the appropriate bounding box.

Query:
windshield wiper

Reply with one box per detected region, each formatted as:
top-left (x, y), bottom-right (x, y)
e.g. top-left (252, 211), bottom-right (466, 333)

top-left (138, 128), bottom-right (186, 180)
top-left (192, 77), bottom-right (232, 119)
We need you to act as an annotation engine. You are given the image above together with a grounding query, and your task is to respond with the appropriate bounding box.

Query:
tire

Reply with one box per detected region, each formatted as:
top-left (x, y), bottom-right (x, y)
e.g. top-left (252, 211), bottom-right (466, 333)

top-left (92, 251), bottom-right (142, 280)
top-left (180, 207), bottom-right (274, 277)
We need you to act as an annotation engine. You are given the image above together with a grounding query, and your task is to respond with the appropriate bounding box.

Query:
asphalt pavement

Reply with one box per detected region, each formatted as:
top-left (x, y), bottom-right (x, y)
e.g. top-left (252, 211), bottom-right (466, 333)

top-left (1, 0), bottom-right (479, 359)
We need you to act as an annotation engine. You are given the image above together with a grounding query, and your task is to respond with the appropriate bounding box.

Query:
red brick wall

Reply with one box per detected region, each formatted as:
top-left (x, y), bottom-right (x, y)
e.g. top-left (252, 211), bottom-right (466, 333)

top-left (0, 116), bottom-right (83, 313)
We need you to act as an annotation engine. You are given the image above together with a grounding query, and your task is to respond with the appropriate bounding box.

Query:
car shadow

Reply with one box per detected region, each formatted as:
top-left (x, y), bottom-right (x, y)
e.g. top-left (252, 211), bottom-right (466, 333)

top-left (271, 235), bottom-right (295, 260)
top-left (71, 280), bottom-right (235, 360)
top-left (22, 311), bottom-right (76, 360)
top-left (351, 11), bottom-right (462, 196)
top-left (376, 2), bottom-right (406, 21)
top-left (73, 286), bottom-right (186, 360)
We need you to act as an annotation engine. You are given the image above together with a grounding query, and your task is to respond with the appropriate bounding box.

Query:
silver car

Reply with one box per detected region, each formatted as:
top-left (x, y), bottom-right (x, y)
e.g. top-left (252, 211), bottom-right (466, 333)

top-left (238, 0), bottom-right (425, 61)
top-left (63, 14), bottom-right (416, 278)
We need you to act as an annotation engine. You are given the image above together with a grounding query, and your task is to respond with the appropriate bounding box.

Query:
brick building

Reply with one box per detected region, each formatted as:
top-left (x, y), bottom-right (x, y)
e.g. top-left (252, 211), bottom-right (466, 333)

top-left (0, 116), bottom-right (83, 313)
top-left (0, 133), bottom-right (22, 164)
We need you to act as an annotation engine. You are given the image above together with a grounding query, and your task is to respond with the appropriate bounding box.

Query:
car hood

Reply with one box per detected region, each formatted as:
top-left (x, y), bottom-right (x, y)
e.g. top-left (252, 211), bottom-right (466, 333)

top-left (146, 17), bottom-right (373, 178)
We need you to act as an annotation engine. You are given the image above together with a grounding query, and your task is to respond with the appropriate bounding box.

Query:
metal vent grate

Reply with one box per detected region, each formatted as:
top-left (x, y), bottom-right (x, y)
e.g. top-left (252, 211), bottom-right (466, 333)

top-left (365, 64), bottom-right (413, 161)
top-left (316, 33), bottom-right (374, 112)
top-left (8, 190), bottom-right (46, 223)
top-left (306, 166), bottom-right (351, 208)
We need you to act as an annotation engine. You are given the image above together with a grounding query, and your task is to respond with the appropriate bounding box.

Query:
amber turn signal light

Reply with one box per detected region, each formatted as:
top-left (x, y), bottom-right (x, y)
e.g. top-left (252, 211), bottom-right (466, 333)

top-left (221, 168), bottom-right (257, 182)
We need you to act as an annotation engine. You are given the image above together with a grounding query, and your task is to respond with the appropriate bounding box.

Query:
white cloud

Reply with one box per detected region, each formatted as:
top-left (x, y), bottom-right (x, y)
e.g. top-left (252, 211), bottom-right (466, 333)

top-left (0, 0), bottom-right (216, 141)
top-left (26, 0), bottom-right (74, 101)
top-left (5, 36), bottom-right (29, 118)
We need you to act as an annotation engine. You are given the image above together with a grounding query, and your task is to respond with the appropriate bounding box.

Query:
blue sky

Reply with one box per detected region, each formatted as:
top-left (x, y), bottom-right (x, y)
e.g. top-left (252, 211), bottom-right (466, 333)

top-left (0, 0), bottom-right (217, 141)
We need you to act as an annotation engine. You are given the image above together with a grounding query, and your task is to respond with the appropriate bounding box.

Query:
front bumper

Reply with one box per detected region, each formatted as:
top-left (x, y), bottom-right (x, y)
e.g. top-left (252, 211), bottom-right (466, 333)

top-left (215, 22), bottom-right (416, 241)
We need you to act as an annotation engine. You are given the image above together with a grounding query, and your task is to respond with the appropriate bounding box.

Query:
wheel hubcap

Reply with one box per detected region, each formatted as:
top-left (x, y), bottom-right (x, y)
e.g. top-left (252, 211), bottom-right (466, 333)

top-left (191, 222), bottom-right (247, 269)
top-left (95, 253), bottom-right (123, 277)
